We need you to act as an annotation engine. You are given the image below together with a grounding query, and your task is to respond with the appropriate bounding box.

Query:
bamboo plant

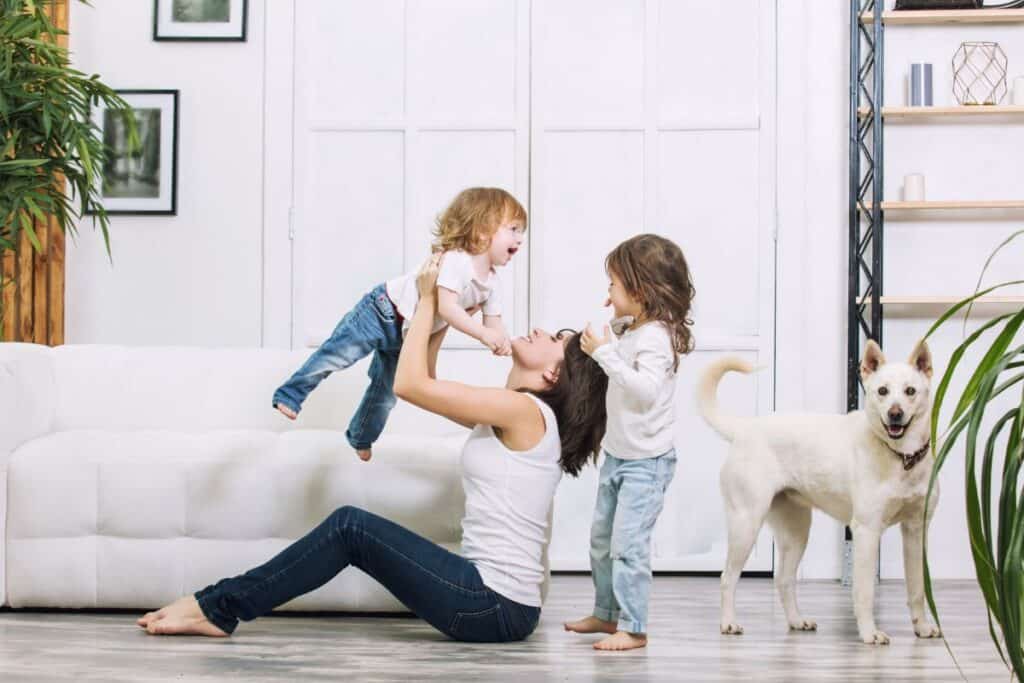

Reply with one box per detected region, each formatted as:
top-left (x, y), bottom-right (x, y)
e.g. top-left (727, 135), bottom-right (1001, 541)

top-left (0, 0), bottom-right (134, 325)
top-left (923, 230), bottom-right (1024, 681)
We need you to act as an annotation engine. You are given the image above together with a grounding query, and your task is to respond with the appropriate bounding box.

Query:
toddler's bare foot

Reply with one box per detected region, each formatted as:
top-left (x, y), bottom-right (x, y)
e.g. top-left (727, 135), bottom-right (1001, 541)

top-left (275, 403), bottom-right (297, 420)
top-left (137, 596), bottom-right (228, 637)
top-left (356, 448), bottom-right (372, 462)
top-left (594, 631), bottom-right (647, 651)
top-left (564, 616), bottom-right (617, 635)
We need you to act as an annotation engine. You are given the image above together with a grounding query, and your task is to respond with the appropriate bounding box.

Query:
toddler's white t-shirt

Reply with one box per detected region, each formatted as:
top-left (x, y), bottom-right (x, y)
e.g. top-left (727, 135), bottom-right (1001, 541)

top-left (386, 250), bottom-right (501, 334)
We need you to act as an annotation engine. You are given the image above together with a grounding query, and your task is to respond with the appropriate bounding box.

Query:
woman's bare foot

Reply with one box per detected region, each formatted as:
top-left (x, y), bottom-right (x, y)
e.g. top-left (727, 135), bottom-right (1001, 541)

top-left (564, 616), bottom-right (617, 635)
top-left (356, 448), bottom-right (372, 462)
top-left (137, 596), bottom-right (228, 637)
top-left (594, 631), bottom-right (647, 651)
top-left (275, 403), bottom-right (297, 420)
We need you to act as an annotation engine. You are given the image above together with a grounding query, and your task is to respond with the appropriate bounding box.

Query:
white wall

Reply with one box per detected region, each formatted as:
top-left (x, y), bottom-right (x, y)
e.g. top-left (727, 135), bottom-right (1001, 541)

top-left (775, 0), bottom-right (851, 580)
top-left (67, 0), bottom-right (265, 346)
top-left (776, 0), bottom-right (1024, 581)
top-left (65, 0), bottom-right (1022, 579)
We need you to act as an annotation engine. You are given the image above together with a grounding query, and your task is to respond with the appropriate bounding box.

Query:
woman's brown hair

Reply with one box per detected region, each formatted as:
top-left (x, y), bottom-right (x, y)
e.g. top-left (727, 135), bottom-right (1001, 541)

top-left (529, 333), bottom-right (608, 477)
top-left (605, 234), bottom-right (695, 370)
top-left (432, 187), bottom-right (527, 255)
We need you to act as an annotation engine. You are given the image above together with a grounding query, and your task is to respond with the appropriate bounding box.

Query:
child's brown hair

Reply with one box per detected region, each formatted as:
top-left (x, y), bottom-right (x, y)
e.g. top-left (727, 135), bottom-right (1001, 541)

top-left (432, 187), bottom-right (527, 254)
top-left (605, 234), bottom-right (695, 370)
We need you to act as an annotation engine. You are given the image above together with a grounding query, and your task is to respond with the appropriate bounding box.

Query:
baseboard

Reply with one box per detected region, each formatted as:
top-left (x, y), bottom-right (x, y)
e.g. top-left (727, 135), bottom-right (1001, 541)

top-left (552, 570), bottom-right (773, 578)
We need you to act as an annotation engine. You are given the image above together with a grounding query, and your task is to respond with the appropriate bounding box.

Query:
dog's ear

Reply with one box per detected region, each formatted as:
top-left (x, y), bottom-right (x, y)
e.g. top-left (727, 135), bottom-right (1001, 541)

top-left (908, 339), bottom-right (933, 378)
top-left (860, 339), bottom-right (886, 379)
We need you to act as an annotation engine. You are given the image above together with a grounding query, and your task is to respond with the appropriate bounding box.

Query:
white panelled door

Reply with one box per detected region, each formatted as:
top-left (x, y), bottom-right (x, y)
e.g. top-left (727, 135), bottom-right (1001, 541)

top-left (281, 0), bottom-right (777, 572)
top-left (531, 0), bottom-right (776, 571)
top-left (291, 0), bottom-right (529, 349)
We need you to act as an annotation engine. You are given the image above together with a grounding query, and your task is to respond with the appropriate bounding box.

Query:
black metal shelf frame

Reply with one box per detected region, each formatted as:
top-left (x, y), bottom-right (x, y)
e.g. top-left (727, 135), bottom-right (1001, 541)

top-left (848, 0), bottom-right (884, 412)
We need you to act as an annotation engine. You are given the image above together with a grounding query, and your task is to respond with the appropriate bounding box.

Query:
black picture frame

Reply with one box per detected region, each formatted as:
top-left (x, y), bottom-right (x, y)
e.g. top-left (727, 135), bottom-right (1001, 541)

top-left (88, 89), bottom-right (180, 217)
top-left (153, 0), bottom-right (248, 42)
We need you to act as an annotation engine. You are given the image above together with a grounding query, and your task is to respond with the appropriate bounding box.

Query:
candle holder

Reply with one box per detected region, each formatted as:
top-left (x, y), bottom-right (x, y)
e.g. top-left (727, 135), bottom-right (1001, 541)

top-left (952, 42), bottom-right (1008, 106)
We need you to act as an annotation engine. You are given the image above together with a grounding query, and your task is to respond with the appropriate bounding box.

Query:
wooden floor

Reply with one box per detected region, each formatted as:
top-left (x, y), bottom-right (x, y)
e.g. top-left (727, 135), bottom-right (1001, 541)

top-left (0, 576), bottom-right (1009, 682)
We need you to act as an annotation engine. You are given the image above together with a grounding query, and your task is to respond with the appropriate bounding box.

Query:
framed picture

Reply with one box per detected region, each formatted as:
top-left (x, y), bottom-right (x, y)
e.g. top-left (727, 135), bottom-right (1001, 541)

top-left (90, 90), bottom-right (179, 216)
top-left (153, 0), bottom-right (248, 42)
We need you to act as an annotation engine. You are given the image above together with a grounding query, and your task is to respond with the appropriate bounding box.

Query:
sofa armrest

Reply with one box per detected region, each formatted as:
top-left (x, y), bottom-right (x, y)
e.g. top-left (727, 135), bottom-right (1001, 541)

top-left (0, 344), bottom-right (56, 606)
top-left (0, 344), bottom-right (56, 463)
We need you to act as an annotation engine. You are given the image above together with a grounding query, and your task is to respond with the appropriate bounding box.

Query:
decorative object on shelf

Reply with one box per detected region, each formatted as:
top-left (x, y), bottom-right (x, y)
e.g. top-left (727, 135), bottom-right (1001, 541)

top-left (981, 0), bottom-right (1024, 8)
top-left (894, 0), bottom-right (980, 8)
top-left (909, 62), bottom-right (935, 105)
top-left (894, 0), bottom-right (1024, 8)
top-left (88, 90), bottom-right (179, 216)
top-left (953, 41), bottom-right (1008, 104)
top-left (903, 173), bottom-right (927, 201)
top-left (1013, 75), bottom-right (1024, 104)
top-left (153, 0), bottom-right (248, 41)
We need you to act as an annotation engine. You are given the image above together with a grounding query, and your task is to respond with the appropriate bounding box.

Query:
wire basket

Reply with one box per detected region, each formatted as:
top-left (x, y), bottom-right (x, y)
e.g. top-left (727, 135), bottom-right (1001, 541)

top-left (952, 41), bottom-right (1008, 105)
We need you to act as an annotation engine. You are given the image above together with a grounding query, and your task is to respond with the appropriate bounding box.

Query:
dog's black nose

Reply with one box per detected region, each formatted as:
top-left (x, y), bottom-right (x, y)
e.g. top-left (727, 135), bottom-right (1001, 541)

top-left (888, 406), bottom-right (904, 423)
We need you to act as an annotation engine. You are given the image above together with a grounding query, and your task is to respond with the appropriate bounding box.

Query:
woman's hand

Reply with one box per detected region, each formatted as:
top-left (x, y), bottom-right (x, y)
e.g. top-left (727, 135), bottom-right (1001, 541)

top-left (416, 252), bottom-right (443, 299)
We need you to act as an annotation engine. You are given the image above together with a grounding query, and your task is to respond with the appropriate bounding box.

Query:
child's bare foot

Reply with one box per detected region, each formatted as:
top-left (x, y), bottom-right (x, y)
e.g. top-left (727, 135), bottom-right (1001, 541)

top-left (275, 403), bottom-right (297, 420)
top-left (594, 631), bottom-right (647, 651)
top-left (137, 596), bottom-right (228, 637)
top-left (356, 448), bottom-right (372, 462)
top-left (564, 616), bottom-right (617, 635)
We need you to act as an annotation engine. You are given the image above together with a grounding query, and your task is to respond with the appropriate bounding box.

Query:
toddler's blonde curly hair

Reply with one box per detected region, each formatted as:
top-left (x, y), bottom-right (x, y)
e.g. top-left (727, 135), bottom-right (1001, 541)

top-left (433, 187), bottom-right (527, 254)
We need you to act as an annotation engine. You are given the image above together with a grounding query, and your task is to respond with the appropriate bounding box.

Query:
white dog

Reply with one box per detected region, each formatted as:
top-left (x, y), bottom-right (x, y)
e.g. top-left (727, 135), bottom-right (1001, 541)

top-left (697, 340), bottom-right (942, 645)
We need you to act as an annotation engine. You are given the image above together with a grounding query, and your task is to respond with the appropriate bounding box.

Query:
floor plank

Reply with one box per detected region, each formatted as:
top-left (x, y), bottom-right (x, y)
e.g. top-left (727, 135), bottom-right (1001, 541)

top-left (0, 576), bottom-right (1009, 682)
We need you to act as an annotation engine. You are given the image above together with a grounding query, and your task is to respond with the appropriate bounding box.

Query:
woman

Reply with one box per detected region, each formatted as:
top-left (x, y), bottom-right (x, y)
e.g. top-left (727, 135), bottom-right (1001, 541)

top-left (137, 254), bottom-right (608, 642)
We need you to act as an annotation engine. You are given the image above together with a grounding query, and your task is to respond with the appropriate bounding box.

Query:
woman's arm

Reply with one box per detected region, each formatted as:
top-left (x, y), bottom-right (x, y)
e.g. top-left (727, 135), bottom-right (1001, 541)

top-left (394, 256), bottom-right (542, 440)
top-left (427, 326), bottom-right (447, 379)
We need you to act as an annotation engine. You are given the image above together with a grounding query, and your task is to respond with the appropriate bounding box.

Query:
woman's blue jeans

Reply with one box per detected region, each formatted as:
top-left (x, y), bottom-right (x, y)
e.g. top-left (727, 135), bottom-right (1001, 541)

top-left (195, 506), bottom-right (541, 643)
top-left (272, 284), bottom-right (403, 450)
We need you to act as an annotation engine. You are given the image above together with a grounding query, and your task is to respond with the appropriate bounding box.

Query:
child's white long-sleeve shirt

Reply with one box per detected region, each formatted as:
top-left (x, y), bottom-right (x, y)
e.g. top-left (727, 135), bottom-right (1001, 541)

top-left (591, 321), bottom-right (677, 460)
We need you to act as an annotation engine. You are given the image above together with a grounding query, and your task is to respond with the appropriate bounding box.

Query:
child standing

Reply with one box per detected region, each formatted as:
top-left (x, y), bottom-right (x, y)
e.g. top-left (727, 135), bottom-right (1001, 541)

top-left (272, 187), bottom-right (526, 461)
top-left (564, 233), bottom-right (695, 651)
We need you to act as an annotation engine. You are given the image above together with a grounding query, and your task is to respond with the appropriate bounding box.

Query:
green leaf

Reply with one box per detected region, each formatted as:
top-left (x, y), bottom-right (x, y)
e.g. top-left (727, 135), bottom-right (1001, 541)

top-left (16, 211), bottom-right (40, 252)
top-left (950, 311), bottom-right (1024, 435)
top-left (0, 158), bottom-right (47, 168)
top-left (924, 280), bottom-right (1024, 339)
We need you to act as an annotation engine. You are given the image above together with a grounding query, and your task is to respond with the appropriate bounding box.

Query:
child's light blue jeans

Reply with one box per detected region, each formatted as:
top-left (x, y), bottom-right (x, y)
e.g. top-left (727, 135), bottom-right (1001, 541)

top-left (272, 283), bottom-right (403, 450)
top-left (590, 449), bottom-right (677, 634)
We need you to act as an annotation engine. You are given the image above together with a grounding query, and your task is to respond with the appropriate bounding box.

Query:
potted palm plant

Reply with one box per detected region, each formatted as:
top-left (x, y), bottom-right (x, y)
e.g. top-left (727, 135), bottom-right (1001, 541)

top-left (924, 229), bottom-right (1024, 681)
top-left (0, 0), bottom-right (134, 327)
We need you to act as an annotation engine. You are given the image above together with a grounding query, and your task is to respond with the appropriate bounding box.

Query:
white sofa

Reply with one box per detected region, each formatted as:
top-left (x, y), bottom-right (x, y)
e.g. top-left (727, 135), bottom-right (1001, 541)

top-left (0, 343), bottom-right (469, 611)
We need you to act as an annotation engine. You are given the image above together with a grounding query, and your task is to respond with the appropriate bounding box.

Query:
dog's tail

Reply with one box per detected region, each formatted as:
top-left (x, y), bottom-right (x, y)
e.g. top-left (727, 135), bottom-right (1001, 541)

top-left (696, 356), bottom-right (756, 441)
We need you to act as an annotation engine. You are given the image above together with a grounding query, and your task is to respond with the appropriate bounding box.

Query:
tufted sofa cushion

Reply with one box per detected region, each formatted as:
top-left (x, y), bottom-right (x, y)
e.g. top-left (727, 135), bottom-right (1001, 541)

top-left (0, 343), bottom-right (469, 610)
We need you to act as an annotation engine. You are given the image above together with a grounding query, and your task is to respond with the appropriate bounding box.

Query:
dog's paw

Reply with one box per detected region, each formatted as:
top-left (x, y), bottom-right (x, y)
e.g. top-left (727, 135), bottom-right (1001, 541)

top-left (861, 629), bottom-right (891, 645)
top-left (720, 623), bottom-right (744, 635)
top-left (788, 619), bottom-right (817, 632)
top-left (913, 621), bottom-right (941, 639)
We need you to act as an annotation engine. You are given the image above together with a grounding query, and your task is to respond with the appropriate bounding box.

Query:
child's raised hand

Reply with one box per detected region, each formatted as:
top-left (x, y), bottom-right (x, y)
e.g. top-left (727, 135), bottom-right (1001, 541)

top-left (492, 335), bottom-right (512, 357)
top-left (580, 323), bottom-right (611, 357)
top-left (480, 327), bottom-right (510, 355)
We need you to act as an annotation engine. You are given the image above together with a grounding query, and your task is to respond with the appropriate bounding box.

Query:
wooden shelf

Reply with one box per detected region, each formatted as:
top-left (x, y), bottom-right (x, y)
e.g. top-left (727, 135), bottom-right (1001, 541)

top-left (862, 200), bottom-right (1024, 211)
top-left (862, 9), bottom-right (1024, 25)
top-left (859, 296), bottom-right (1024, 305)
top-left (858, 105), bottom-right (1024, 119)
